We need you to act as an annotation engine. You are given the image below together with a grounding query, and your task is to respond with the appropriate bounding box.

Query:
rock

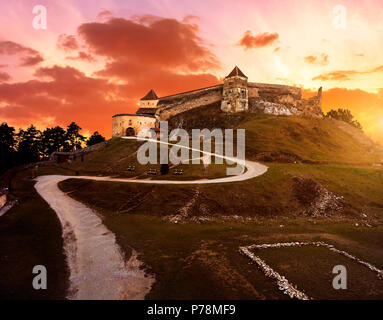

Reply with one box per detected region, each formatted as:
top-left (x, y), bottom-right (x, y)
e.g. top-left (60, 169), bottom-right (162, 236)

top-left (292, 176), bottom-right (349, 217)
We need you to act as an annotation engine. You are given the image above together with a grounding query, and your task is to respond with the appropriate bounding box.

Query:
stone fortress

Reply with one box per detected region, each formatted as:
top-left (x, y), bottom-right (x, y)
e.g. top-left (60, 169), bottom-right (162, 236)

top-left (112, 67), bottom-right (322, 137)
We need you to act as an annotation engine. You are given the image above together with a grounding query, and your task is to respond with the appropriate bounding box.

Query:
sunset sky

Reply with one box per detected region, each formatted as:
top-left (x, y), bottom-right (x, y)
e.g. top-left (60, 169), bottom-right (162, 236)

top-left (1, 0), bottom-right (383, 142)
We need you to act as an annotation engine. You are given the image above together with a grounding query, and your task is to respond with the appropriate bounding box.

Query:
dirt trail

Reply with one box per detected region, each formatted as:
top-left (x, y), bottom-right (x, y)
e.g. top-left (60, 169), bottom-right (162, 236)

top-left (35, 175), bottom-right (154, 300)
top-left (34, 137), bottom-right (268, 299)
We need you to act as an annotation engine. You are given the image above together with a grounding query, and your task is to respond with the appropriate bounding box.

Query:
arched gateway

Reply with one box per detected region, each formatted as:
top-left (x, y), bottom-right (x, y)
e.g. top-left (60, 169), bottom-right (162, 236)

top-left (126, 127), bottom-right (135, 136)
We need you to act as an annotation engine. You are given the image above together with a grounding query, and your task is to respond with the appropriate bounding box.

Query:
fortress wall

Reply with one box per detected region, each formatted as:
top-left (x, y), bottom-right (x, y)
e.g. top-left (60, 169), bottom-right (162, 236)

top-left (296, 94), bottom-right (322, 117)
top-left (248, 82), bottom-right (302, 100)
top-left (248, 84), bottom-right (322, 117)
top-left (112, 115), bottom-right (156, 137)
top-left (158, 85), bottom-right (222, 104)
top-left (157, 85), bottom-right (223, 120)
top-left (129, 82), bottom-right (322, 123)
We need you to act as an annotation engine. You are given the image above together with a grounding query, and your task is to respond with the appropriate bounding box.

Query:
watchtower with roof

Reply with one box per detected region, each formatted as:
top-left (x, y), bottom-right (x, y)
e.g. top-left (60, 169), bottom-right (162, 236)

top-left (221, 66), bottom-right (249, 113)
top-left (138, 89), bottom-right (159, 109)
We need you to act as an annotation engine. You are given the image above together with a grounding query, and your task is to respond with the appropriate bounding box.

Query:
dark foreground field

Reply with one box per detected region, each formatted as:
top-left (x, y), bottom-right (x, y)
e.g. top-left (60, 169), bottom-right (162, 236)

top-left (2, 162), bottom-right (383, 299)
top-left (57, 168), bottom-right (383, 300)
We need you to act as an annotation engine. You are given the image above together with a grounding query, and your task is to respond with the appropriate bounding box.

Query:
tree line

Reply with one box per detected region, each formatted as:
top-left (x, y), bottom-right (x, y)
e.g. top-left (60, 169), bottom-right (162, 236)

top-left (0, 122), bottom-right (105, 175)
top-left (325, 108), bottom-right (362, 130)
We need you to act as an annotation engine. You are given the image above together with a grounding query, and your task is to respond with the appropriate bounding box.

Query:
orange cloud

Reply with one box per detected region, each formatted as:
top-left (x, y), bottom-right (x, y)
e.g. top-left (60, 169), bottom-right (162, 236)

top-left (238, 31), bottom-right (279, 49)
top-left (96, 9), bottom-right (113, 21)
top-left (67, 51), bottom-right (95, 62)
top-left (0, 65), bottom-right (129, 135)
top-left (0, 15), bottom-right (220, 137)
top-left (0, 41), bottom-right (43, 67)
top-left (78, 15), bottom-right (220, 72)
top-left (0, 71), bottom-right (11, 82)
top-left (79, 15), bottom-right (220, 95)
top-left (304, 53), bottom-right (329, 65)
top-left (57, 34), bottom-right (79, 51)
top-left (313, 65), bottom-right (383, 81)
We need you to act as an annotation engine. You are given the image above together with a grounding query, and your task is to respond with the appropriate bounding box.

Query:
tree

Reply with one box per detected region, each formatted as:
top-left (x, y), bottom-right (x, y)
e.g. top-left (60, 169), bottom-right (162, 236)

top-left (40, 126), bottom-right (68, 159)
top-left (351, 120), bottom-right (362, 130)
top-left (86, 131), bottom-right (105, 146)
top-left (17, 125), bottom-right (42, 164)
top-left (0, 123), bottom-right (17, 174)
top-left (66, 122), bottom-right (85, 151)
top-left (325, 108), bottom-right (362, 130)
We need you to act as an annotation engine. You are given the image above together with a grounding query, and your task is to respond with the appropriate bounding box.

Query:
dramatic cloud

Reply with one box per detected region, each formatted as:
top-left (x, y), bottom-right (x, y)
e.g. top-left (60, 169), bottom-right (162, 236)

top-left (78, 15), bottom-right (220, 72)
top-left (0, 15), bottom-right (221, 137)
top-left (96, 9), bottom-right (113, 21)
top-left (0, 71), bottom-right (11, 82)
top-left (0, 41), bottom-right (43, 67)
top-left (238, 31), bottom-right (279, 49)
top-left (0, 65), bottom-right (130, 135)
top-left (57, 34), bottom-right (79, 51)
top-left (67, 51), bottom-right (95, 62)
top-left (78, 15), bottom-right (220, 96)
top-left (313, 65), bottom-right (383, 81)
top-left (57, 34), bottom-right (95, 61)
top-left (304, 53), bottom-right (329, 65)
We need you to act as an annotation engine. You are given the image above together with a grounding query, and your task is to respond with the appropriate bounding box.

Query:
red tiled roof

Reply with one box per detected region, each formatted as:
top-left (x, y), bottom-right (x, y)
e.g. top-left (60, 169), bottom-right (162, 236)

top-left (226, 66), bottom-right (247, 78)
top-left (141, 89), bottom-right (158, 100)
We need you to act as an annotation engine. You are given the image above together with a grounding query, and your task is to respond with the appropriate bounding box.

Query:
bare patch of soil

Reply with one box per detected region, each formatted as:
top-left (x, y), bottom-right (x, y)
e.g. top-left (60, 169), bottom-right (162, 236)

top-left (292, 176), bottom-right (355, 217)
top-left (182, 241), bottom-right (264, 299)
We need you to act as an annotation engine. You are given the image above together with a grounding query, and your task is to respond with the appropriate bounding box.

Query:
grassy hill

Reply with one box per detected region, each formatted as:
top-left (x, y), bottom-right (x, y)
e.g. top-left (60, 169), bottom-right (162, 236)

top-left (243, 115), bottom-right (382, 164)
top-left (56, 104), bottom-right (383, 178)
top-left (52, 108), bottom-right (383, 220)
top-left (169, 102), bottom-right (383, 165)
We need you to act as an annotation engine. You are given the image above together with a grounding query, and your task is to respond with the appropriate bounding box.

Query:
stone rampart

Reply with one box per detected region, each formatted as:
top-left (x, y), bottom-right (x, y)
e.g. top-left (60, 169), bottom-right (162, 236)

top-left (157, 85), bottom-right (223, 121)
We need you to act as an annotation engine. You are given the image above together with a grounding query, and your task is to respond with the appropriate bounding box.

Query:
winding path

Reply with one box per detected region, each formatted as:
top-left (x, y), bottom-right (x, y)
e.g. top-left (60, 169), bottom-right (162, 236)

top-left (34, 137), bottom-right (268, 299)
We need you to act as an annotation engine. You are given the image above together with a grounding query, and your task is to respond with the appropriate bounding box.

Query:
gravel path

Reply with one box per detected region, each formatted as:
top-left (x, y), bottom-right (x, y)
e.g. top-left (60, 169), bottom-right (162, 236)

top-left (35, 175), bottom-right (154, 300)
top-left (34, 137), bottom-right (268, 299)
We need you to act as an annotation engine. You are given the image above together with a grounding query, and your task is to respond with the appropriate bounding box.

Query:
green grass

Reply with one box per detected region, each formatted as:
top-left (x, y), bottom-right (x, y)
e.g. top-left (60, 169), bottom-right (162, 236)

top-left (58, 162), bottom-right (383, 220)
top-left (241, 114), bottom-right (382, 164)
top-left (48, 181), bottom-right (383, 299)
top-left (53, 114), bottom-right (383, 179)
top-left (2, 160), bottom-right (383, 299)
top-left (253, 245), bottom-right (383, 299)
top-left (2, 113), bottom-right (383, 299)
top-left (57, 161), bottom-right (383, 299)
top-left (56, 138), bottom-right (231, 180)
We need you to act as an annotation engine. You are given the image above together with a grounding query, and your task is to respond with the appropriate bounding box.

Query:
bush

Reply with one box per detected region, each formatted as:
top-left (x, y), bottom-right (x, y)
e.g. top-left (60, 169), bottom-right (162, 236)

top-left (325, 108), bottom-right (362, 130)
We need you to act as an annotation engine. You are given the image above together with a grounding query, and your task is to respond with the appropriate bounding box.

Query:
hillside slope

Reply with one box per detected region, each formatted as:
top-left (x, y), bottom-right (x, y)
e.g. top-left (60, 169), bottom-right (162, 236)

top-left (243, 115), bottom-right (382, 164)
top-left (168, 103), bottom-right (383, 165)
top-left (47, 105), bottom-right (383, 221)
